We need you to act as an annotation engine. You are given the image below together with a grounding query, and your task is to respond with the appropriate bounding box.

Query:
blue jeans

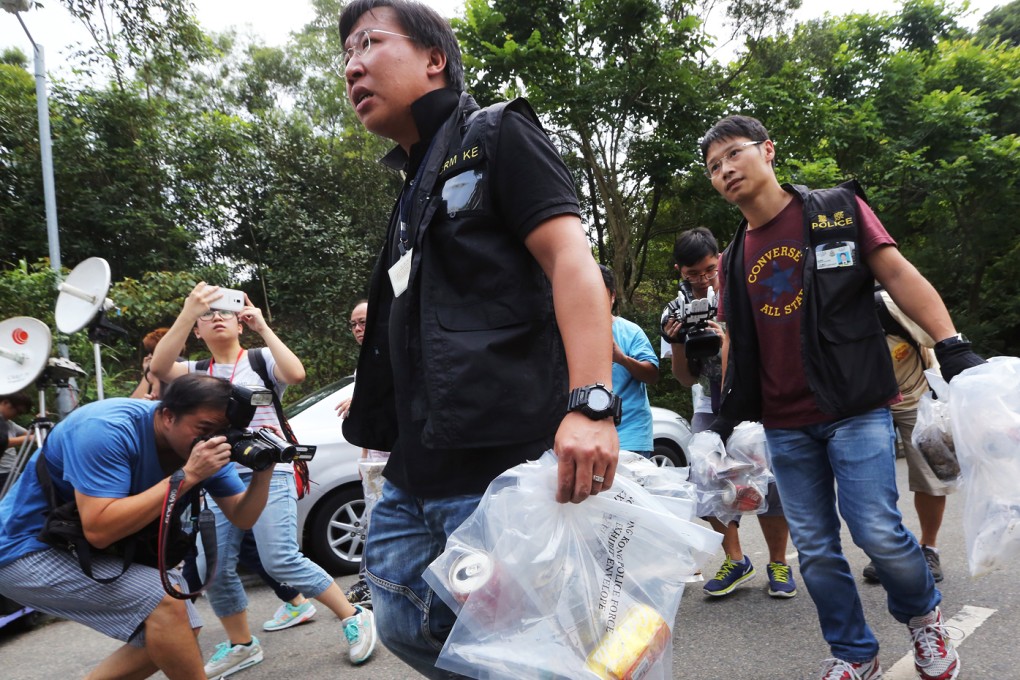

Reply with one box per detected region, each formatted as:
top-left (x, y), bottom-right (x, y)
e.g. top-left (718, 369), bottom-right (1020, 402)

top-left (765, 408), bottom-right (940, 662)
top-left (199, 470), bottom-right (334, 618)
top-left (183, 530), bottom-right (300, 603)
top-left (365, 481), bottom-right (481, 679)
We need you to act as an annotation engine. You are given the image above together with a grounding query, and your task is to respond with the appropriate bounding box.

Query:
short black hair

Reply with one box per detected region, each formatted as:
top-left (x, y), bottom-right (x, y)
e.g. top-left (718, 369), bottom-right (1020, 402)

top-left (160, 374), bottom-right (232, 418)
top-left (0, 392), bottom-right (32, 413)
top-left (339, 0), bottom-right (465, 93)
top-left (598, 264), bottom-right (616, 298)
top-left (673, 227), bottom-right (719, 268)
top-left (700, 115), bottom-right (771, 163)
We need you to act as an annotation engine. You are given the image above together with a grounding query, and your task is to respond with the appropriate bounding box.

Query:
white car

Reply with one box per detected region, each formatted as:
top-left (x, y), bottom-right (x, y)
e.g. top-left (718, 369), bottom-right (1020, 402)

top-left (288, 378), bottom-right (693, 574)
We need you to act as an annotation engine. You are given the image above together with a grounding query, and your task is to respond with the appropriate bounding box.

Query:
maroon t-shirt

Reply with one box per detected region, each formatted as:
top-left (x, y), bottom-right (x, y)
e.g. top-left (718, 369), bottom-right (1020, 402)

top-left (720, 194), bottom-right (896, 428)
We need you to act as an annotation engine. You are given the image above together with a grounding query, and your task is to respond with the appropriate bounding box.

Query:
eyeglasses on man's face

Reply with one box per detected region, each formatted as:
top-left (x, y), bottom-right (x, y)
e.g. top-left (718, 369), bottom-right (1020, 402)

top-left (198, 309), bottom-right (236, 321)
top-left (682, 266), bottom-right (719, 283)
top-left (348, 319), bottom-right (367, 331)
top-left (341, 28), bottom-right (414, 69)
top-left (704, 140), bottom-right (766, 179)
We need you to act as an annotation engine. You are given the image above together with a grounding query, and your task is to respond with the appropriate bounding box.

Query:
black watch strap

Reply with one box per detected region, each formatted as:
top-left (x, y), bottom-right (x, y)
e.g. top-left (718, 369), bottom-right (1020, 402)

top-left (934, 333), bottom-right (968, 351)
top-left (567, 384), bottom-right (622, 426)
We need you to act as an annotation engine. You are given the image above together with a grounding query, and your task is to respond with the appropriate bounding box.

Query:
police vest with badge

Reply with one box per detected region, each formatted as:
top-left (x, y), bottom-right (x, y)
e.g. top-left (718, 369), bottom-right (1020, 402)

top-left (720, 180), bottom-right (900, 422)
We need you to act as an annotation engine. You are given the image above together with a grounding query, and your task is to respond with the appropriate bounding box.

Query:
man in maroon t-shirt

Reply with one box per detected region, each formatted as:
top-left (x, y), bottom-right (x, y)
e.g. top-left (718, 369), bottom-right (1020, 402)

top-left (703, 115), bottom-right (983, 680)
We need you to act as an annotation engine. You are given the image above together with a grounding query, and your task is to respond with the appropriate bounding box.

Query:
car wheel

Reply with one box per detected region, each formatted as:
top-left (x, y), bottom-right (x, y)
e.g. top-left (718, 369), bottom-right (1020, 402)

top-left (308, 486), bottom-right (365, 575)
top-left (651, 439), bottom-right (687, 468)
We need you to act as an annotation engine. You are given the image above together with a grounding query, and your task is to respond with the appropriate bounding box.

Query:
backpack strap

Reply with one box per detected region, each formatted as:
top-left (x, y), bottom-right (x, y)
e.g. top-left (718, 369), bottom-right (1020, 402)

top-left (875, 290), bottom-right (921, 355)
top-left (193, 358), bottom-right (211, 372)
top-left (245, 349), bottom-right (298, 445)
top-left (247, 349), bottom-right (310, 498)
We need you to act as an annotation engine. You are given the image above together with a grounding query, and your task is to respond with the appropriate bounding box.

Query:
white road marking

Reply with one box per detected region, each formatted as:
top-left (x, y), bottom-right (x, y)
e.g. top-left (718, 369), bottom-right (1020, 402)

top-left (884, 605), bottom-right (996, 679)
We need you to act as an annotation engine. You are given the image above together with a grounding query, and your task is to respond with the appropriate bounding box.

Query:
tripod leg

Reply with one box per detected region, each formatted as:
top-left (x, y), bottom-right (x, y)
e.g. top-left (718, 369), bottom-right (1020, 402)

top-left (0, 424), bottom-right (43, 500)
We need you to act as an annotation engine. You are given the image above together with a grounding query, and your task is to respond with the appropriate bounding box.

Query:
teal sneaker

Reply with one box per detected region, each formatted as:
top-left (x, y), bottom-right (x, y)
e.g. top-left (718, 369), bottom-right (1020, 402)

top-left (343, 605), bottom-right (377, 665)
top-left (703, 555), bottom-right (755, 597)
top-left (204, 637), bottom-right (263, 679)
top-left (766, 561), bottom-right (798, 598)
top-left (263, 600), bottom-right (317, 631)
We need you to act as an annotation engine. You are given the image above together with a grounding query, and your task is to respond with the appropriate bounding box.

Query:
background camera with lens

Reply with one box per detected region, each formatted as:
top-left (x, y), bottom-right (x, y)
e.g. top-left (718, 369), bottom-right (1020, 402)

top-left (660, 283), bottom-right (722, 360)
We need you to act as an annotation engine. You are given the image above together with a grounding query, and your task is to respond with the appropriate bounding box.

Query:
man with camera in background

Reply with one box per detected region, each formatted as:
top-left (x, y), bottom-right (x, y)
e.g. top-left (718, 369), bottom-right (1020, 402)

top-left (0, 374), bottom-right (268, 680)
top-left (151, 283), bottom-right (376, 676)
top-left (662, 227), bottom-right (797, 600)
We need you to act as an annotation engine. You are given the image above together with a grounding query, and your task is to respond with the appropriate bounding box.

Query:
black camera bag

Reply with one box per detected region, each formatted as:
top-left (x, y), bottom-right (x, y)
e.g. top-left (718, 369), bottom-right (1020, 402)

top-left (34, 453), bottom-right (199, 583)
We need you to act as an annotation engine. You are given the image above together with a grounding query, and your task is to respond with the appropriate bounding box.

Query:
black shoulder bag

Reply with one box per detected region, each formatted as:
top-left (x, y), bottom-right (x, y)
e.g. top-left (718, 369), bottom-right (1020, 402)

top-left (35, 453), bottom-right (218, 597)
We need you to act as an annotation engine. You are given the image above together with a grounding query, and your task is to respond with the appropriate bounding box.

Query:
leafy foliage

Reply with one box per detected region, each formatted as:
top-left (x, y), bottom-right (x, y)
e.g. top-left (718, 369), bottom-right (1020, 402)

top-left (1, 0), bottom-right (1017, 419)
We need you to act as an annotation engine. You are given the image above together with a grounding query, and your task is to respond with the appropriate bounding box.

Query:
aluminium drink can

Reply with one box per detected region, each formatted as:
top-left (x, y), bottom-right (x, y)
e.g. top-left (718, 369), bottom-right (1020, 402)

top-left (449, 549), bottom-right (497, 605)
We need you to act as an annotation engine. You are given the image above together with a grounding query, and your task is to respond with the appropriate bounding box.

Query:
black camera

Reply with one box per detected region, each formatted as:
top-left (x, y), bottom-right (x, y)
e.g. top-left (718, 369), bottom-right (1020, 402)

top-left (206, 384), bottom-right (316, 472)
top-left (660, 283), bottom-right (722, 360)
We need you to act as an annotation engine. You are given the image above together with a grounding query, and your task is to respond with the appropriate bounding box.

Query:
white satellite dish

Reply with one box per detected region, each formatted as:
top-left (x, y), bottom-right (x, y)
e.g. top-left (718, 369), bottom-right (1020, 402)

top-left (0, 316), bottom-right (52, 394)
top-left (0, 318), bottom-right (86, 501)
top-left (54, 257), bottom-right (124, 400)
top-left (55, 256), bottom-right (112, 334)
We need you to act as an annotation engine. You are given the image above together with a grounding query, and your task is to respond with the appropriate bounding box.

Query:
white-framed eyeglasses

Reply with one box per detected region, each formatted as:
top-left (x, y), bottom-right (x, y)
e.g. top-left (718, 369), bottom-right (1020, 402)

top-left (198, 309), bottom-right (236, 321)
top-left (341, 28), bottom-right (414, 68)
top-left (704, 140), bottom-right (766, 179)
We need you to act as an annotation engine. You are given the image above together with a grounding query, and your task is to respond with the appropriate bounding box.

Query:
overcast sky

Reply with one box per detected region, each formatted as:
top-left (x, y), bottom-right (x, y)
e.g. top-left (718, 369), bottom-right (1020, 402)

top-left (0, 0), bottom-right (1004, 75)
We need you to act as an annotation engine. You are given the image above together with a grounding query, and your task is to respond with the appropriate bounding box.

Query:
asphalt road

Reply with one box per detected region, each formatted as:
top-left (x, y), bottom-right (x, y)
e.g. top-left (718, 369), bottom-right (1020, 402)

top-left (1, 456), bottom-right (1013, 679)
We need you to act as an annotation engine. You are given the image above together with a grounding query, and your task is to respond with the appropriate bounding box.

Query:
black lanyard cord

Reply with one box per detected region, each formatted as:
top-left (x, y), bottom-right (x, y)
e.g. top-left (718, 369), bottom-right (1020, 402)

top-left (159, 469), bottom-right (218, 600)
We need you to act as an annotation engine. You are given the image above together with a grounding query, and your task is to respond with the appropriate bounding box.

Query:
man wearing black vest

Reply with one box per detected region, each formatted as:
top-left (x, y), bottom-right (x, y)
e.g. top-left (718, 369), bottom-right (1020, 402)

top-left (702, 115), bottom-right (983, 680)
top-left (338, 1), bottom-right (618, 676)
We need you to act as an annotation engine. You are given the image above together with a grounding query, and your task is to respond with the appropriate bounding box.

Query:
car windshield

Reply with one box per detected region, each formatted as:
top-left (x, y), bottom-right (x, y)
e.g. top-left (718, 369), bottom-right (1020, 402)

top-left (285, 376), bottom-right (355, 419)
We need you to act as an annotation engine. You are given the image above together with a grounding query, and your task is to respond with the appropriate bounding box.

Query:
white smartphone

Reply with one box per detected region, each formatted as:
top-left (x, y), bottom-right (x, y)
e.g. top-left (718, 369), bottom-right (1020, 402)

top-left (209, 287), bottom-right (245, 312)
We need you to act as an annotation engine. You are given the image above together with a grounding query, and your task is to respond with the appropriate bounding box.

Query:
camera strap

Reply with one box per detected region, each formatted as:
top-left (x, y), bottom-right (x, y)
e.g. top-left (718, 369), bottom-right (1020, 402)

top-left (159, 469), bottom-right (218, 600)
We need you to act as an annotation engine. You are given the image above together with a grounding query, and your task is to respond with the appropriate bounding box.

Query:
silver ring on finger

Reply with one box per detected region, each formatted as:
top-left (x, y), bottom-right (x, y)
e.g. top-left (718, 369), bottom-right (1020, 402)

top-left (592, 474), bottom-right (605, 484)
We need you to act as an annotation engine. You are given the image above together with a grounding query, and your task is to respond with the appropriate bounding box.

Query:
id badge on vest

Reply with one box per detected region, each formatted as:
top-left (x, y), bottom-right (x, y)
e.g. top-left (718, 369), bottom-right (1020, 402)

top-left (815, 241), bottom-right (856, 270)
top-left (389, 227), bottom-right (413, 297)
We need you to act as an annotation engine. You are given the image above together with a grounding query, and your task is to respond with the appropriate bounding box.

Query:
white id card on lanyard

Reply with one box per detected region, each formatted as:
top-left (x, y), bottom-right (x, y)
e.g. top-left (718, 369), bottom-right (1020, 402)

top-left (388, 246), bottom-right (413, 297)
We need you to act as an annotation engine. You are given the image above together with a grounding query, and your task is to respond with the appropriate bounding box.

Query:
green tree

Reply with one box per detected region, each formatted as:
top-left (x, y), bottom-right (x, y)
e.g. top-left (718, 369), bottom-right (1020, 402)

top-left (975, 0), bottom-right (1020, 46)
top-left (61, 0), bottom-right (211, 93)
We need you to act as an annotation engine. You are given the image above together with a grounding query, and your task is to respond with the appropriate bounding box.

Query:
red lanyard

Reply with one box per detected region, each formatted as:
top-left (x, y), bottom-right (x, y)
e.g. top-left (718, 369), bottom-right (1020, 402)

top-left (207, 348), bottom-right (246, 384)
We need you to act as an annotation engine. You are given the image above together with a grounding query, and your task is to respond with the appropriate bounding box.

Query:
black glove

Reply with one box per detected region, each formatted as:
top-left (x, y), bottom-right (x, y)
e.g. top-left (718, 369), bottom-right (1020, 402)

top-left (935, 340), bottom-right (986, 383)
top-left (706, 415), bottom-right (738, 443)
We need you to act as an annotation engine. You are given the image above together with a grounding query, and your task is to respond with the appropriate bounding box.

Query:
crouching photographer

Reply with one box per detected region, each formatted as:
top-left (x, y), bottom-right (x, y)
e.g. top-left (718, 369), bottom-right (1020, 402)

top-left (0, 374), bottom-right (272, 680)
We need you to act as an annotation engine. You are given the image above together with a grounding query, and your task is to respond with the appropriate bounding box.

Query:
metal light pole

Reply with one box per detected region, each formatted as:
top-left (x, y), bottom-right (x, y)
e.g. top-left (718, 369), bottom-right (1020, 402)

top-left (3, 0), bottom-right (74, 417)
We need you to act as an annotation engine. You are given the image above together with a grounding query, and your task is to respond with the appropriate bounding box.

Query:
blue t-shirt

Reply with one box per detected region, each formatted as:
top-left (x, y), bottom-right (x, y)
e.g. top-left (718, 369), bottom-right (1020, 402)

top-left (612, 317), bottom-right (658, 452)
top-left (0, 398), bottom-right (245, 567)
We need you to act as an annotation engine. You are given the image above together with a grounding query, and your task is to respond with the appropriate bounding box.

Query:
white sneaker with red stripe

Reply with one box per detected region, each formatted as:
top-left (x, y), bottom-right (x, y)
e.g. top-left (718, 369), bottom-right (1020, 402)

top-left (818, 656), bottom-right (883, 679)
top-left (908, 607), bottom-right (960, 680)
